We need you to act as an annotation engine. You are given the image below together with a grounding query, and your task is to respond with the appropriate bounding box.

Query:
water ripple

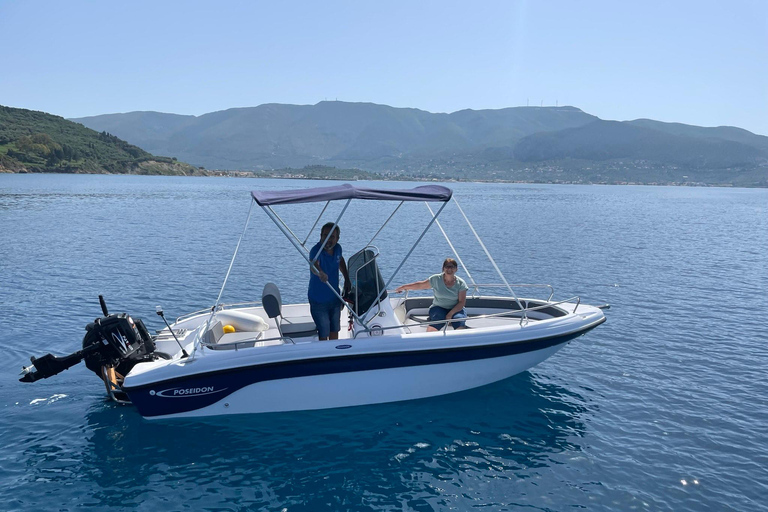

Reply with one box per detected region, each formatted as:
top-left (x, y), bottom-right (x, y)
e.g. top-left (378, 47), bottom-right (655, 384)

top-left (1, 176), bottom-right (767, 511)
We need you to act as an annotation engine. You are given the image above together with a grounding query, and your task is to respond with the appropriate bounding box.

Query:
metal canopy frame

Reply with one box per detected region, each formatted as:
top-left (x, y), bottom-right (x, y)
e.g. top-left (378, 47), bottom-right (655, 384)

top-left (209, 185), bottom-right (525, 336)
top-left (251, 183), bottom-right (452, 206)
top-left (258, 197), bottom-right (449, 328)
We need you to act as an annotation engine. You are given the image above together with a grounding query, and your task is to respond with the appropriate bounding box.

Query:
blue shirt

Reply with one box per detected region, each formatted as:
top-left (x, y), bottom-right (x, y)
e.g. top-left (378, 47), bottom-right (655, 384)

top-left (308, 242), bottom-right (343, 303)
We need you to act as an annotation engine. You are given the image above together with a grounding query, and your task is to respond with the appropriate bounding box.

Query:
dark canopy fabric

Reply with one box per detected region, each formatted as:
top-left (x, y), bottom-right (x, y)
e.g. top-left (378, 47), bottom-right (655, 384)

top-left (251, 184), bottom-right (452, 206)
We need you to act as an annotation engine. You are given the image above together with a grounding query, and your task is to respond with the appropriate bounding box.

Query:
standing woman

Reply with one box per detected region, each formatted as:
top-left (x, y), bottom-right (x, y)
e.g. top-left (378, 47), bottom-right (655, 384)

top-left (395, 258), bottom-right (468, 331)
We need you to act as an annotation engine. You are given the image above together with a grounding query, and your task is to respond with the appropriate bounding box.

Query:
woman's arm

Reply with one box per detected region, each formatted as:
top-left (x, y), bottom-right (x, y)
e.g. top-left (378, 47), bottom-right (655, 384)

top-left (395, 279), bottom-right (432, 293)
top-left (446, 290), bottom-right (467, 319)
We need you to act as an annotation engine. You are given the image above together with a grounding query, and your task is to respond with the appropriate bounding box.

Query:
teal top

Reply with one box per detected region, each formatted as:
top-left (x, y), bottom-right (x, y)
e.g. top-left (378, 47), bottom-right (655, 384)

top-left (428, 273), bottom-right (468, 309)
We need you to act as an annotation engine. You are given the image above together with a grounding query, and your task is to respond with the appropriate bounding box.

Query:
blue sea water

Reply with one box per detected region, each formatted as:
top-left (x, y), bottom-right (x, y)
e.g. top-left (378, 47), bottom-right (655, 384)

top-left (0, 174), bottom-right (766, 511)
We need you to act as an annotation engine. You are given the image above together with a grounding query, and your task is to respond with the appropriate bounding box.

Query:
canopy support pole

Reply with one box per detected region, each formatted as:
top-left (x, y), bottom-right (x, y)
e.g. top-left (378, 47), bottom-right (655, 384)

top-left (367, 201), bottom-right (404, 247)
top-left (310, 200), bottom-right (351, 266)
top-left (302, 201), bottom-right (331, 247)
top-left (190, 198), bottom-right (256, 359)
top-left (268, 207), bottom-right (310, 254)
top-left (263, 200), bottom-right (364, 325)
top-left (380, 199), bottom-right (450, 295)
top-left (425, 202), bottom-right (477, 291)
top-left (452, 198), bottom-right (525, 313)
top-left (214, 198), bottom-right (255, 308)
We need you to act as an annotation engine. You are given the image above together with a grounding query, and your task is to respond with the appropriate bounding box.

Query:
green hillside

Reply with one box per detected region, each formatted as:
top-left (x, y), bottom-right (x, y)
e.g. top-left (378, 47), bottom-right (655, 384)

top-left (0, 105), bottom-right (205, 175)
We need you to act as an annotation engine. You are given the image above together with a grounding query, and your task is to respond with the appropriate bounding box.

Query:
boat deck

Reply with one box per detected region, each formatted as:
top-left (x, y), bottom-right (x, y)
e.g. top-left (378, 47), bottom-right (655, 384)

top-left (159, 296), bottom-right (570, 354)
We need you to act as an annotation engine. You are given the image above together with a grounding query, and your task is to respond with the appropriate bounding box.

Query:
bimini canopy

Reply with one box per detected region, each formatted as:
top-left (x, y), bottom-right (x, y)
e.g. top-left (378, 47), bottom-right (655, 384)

top-left (251, 184), bottom-right (452, 206)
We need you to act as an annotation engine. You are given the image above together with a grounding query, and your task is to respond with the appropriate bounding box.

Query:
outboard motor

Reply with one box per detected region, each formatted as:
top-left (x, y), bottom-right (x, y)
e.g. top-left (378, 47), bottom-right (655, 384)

top-left (20, 296), bottom-right (160, 401)
top-left (81, 311), bottom-right (156, 379)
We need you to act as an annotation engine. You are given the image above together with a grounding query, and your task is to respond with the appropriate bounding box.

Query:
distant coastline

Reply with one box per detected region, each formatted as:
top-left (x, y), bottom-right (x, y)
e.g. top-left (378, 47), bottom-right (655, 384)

top-left (5, 167), bottom-right (765, 188)
top-left (70, 101), bottom-right (768, 188)
top-left (3, 103), bottom-right (766, 187)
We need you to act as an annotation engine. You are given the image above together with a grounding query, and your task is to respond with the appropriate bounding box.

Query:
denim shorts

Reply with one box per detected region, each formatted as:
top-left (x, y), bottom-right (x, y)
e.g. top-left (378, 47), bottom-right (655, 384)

top-left (428, 306), bottom-right (467, 330)
top-left (309, 300), bottom-right (342, 338)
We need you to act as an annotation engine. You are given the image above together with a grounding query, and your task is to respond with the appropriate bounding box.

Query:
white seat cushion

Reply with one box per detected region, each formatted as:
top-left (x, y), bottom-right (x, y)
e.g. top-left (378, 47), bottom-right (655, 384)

top-left (202, 321), bottom-right (225, 345)
top-left (281, 316), bottom-right (317, 337)
top-left (218, 331), bottom-right (264, 345)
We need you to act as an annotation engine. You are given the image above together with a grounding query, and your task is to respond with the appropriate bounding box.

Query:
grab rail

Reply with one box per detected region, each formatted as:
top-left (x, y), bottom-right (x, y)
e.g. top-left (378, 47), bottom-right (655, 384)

top-left (399, 283), bottom-right (555, 325)
top-left (192, 294), bottom-right (585, 350)
top-left (466, 283), bottom-right (555, 302)
top-left (354, 295), bottom-right (583, 337)
top-left (184, 289), bottom-right (583, 351)
top-left (175, 301), bottom-right (263, 323)
top-left (199, 334), bottom-right (296, 351)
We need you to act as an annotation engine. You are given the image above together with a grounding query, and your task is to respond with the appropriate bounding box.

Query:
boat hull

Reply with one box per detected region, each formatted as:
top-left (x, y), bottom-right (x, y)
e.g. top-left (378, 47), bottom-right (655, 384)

top-left (124, 326), bottom-right (595, 420)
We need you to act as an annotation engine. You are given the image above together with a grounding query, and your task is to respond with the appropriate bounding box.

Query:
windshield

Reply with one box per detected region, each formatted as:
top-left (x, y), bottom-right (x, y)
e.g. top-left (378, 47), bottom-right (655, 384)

top-left (347, 248), bottom-right (388, 316)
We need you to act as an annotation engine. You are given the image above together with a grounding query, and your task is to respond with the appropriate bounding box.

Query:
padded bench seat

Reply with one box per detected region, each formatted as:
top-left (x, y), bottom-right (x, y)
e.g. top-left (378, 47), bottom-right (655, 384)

top-left (218, 331), bottom-right (264, 345)
top-left (280, 315), bottom-right (317, 338)
top-left (204, 320), bottom-right (274, 350)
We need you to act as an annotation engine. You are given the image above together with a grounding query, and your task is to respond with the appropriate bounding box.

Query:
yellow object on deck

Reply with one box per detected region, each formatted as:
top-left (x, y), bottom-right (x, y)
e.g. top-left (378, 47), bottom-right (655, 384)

top-left (222, 324), bottom-right (235, 334)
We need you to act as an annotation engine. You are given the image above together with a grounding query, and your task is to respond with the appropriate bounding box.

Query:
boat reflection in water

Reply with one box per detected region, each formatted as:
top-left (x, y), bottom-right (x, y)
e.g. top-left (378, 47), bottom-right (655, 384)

top-left (39, 372), bottom-right (588, 510)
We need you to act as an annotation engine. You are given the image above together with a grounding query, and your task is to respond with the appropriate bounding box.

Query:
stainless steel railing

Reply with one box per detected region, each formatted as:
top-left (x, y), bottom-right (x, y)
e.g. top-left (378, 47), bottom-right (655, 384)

top-left (191, 292), bottom-right (584, 349)
top-left (199, 334), bottom-right (297, 351)
top-left (466, 283), bottom-right (555, 302)
top-left (179, 285), bottom-right (585, 352)
top-left (175, 301), bottom-right (263, 324)
top-left (354, 285), bottom-right (581, 338)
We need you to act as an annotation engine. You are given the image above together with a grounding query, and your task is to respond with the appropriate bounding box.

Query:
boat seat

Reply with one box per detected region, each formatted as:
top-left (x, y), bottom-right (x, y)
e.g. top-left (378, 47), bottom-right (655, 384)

top-left (262, 282), bottom-right (283, 320)
top-left (218, 331), bottom-right (264, 345)
top-left (280, 315), bottom-right (317, 338)
top-left (213, 331), bottom-right (278, 350)
top-left (203, 320), bottom-right (225, 345)
top-left (408, 314), bottom-right (448, 330)
top-left (204, 320), bottom-right (273, 349)
top-left (263, 282), bottom-right (318, 338)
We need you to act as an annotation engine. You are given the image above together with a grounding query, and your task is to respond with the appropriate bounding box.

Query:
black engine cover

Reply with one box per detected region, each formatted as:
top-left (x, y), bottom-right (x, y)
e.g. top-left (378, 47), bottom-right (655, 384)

top-left (82, 313), bottom-right (154, 378)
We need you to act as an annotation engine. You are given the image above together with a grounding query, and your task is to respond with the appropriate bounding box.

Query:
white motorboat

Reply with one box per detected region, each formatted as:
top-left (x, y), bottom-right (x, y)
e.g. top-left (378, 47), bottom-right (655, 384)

top-left (21, 184), bottom-right (607, 420)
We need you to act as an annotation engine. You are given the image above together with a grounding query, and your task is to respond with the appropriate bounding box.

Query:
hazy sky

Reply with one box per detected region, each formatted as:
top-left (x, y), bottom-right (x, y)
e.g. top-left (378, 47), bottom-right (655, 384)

top-left (2, 0), bottom-right (766, 134)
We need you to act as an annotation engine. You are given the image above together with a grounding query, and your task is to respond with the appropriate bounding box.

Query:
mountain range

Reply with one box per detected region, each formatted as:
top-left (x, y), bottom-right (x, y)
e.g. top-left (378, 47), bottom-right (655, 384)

top-left (70, 102), bottom-right (768, 186)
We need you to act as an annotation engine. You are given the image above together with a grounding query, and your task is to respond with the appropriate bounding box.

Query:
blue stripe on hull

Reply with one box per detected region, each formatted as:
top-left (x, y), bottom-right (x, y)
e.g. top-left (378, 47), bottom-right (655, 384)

top-left (125, 325), bottom-right (599, 418)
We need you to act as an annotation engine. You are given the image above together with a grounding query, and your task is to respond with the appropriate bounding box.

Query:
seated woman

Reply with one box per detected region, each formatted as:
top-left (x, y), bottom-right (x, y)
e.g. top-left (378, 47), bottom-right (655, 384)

top-left (395, 258), bottom-right (468, 331)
